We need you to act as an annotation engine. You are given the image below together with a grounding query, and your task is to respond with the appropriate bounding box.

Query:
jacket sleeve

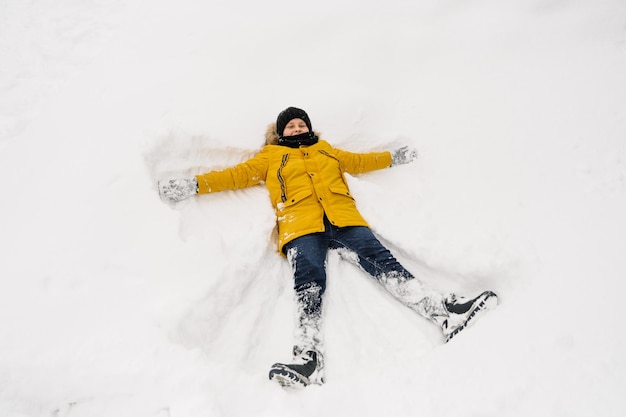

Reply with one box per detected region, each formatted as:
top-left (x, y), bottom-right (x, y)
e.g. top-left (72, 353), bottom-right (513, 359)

top-left (332, 148), bottom-right (392, 175)
top-left (195, 150), bottom-right (269, 194)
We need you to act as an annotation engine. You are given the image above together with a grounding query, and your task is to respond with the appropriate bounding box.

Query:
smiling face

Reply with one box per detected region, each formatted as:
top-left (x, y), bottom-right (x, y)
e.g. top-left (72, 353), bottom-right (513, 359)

top-left (281, 118), bottom-right (310, 137)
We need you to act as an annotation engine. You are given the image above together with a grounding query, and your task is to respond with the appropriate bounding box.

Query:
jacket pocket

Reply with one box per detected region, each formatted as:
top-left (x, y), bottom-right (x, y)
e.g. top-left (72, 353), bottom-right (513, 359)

top-left (329, 186), bottom-right (354, 199)
top-left (278, 189), bottom-right (313, 209)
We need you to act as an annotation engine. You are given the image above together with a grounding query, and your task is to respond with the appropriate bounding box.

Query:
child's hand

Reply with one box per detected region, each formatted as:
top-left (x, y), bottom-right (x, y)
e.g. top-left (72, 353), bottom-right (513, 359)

top-left (158, 178), bottom-right (198, 202)
top-left (391, 146), bottom-right (418, 166)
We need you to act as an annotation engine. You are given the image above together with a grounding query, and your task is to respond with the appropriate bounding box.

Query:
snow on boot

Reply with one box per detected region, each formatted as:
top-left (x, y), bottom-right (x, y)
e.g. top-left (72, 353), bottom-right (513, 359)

top-left (441, 291), bottom-right (498, 342)
top-left (292, 281), bottom-right (324, 353)
top-left (379, 276), bottom-right (498, 342)
top-left (379, 275), bottom-right (450, 321)
top-left (269, 347), bottom-right (324, 388)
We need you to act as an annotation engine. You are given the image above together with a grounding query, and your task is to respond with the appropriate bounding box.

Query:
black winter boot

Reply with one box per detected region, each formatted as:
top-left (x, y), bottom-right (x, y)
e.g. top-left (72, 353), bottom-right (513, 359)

top-left (269, 347), bottom-right (324, 388)
top-left (440, 291), bottom-right (498, 342)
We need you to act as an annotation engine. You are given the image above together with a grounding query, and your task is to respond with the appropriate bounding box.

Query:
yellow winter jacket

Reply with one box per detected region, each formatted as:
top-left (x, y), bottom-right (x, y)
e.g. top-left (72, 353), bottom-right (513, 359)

top-left (196, 138), bottom-right (392, 254)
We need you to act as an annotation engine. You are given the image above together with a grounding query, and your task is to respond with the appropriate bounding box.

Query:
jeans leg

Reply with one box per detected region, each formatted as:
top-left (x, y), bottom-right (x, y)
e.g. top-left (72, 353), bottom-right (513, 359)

top-left (283, 233), bottom-right (330, 362)
top-left (284, 231), bottom-right (331, 293)
top-left (332, 226), bottom-right (447, 321)
top-left (293, 281), bottom-right (324, 360)
top-left (331, 226), bottom-right (412, 281)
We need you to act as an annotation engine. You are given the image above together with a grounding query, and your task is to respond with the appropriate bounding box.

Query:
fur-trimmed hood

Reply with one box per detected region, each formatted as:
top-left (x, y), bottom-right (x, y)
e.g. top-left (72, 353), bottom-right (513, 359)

top-left (264, 122), bottom-right (322, 146)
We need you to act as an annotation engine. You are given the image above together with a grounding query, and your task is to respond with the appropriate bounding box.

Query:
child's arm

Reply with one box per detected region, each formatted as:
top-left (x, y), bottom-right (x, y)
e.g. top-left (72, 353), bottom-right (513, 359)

top-left (158, 149), bottom-right (270, 203)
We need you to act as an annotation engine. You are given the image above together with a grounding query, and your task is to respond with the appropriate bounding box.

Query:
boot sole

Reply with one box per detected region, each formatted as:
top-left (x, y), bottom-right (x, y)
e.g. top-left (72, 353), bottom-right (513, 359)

top-left (269, 364), bottom-right (310, 388)
top-left (446, 291), bottom-right (498, 342)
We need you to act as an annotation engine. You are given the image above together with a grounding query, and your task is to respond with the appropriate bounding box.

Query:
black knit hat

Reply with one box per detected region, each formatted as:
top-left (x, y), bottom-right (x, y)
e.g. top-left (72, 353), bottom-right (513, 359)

top-left (276, 107), bottom-right (312, 136)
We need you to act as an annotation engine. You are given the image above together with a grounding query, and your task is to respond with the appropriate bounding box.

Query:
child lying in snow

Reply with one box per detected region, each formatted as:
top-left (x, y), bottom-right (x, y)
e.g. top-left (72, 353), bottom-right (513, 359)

top-left (159, 107), bottom-right (497, 388)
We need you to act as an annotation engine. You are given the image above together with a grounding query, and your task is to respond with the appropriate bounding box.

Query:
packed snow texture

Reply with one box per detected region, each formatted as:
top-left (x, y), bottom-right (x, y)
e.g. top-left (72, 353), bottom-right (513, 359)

top-left (1, 0), bottom-right (626, 416)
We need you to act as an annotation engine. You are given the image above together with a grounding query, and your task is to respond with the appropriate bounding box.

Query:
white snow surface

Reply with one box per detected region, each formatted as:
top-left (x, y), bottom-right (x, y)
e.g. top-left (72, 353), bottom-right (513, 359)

top-left (1, 0), bottom-right (626, 416)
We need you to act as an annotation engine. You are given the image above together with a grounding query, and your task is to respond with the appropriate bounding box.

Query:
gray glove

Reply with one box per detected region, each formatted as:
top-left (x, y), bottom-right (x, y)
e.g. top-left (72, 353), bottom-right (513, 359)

top-left (391, 146), bottom-right (418, 166)
top-left (158, 177), bottom-right (198, 202)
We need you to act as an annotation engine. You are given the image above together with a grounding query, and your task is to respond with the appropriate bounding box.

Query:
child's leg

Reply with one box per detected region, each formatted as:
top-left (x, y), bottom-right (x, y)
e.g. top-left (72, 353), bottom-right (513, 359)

top-left (332, 226), bottom-right (448, 322)
top-left (283, 232), bottom-right (331, 352)
top-left (331, 226), bottom-right (498, 341)
top-left (271, 234), bottom-right (330, 386)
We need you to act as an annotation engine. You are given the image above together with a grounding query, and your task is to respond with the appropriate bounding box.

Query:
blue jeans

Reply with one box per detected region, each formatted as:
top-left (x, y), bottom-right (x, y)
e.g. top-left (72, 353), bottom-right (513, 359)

top-left (283, 216), bottom-right (414, 293)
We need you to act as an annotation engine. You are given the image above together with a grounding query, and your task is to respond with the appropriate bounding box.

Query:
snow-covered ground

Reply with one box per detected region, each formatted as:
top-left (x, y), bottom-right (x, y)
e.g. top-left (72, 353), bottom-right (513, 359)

top-left (1, 0), bottom-right (626, 416)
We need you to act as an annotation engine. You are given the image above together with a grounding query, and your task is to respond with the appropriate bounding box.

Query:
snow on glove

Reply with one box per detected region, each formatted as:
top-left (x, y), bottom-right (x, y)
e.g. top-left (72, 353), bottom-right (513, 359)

top-left (158, 177), bottom-right (198, 202)
top-left (391, 146), bottom-right (418, 166)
